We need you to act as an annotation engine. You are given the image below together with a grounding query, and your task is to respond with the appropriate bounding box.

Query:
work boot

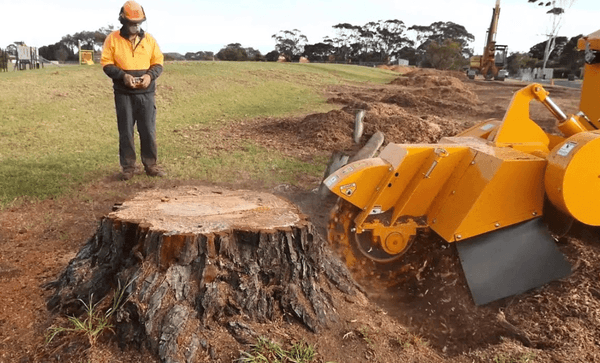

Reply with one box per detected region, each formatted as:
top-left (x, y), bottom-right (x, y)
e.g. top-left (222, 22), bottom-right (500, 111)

top-left (145, 166), bottom-right (166, 177)
top-left (119, 169), bottom-right (135, 181)
top-left (134, 164), bottom-right (144, 175)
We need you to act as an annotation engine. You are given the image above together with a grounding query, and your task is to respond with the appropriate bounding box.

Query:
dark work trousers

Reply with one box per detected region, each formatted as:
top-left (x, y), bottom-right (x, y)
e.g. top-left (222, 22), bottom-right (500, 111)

top-left (114, 92), bottom-right (158, 172)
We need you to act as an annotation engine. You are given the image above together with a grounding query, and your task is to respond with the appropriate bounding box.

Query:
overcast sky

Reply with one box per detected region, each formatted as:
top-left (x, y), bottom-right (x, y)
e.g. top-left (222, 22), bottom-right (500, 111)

top-left (1, 0), bottom-right (598, 56)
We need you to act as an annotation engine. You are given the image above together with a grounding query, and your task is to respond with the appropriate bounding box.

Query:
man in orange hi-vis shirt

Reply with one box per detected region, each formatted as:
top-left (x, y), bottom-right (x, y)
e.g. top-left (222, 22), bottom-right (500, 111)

top-left (101, 1), bottom-right (165, 180)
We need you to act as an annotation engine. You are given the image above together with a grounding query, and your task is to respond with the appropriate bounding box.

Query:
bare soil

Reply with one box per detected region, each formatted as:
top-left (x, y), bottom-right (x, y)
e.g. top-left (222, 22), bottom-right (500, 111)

top-left (2, 68), bottom-right (598, 363)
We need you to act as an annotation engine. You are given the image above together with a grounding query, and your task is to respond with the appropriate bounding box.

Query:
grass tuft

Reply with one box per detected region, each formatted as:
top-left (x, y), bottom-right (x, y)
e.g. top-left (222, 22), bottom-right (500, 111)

top-left (237, 337), bottom-right (319, 363)
top-left (46, 278), bottom-right (134, 346)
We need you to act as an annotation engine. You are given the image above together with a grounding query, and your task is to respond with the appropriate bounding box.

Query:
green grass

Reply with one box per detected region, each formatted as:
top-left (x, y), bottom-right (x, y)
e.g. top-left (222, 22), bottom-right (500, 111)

top-left (0, 61), bottom-right (397, 206)
top-left (46, 279), bottom-right (133, 347)
top-left (238, 337), bottom-right (321, 363)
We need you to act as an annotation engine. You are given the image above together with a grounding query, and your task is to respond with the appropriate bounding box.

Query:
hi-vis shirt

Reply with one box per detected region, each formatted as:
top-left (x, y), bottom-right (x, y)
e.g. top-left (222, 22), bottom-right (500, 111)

top-left (101, 29), bottom-right (164, 94)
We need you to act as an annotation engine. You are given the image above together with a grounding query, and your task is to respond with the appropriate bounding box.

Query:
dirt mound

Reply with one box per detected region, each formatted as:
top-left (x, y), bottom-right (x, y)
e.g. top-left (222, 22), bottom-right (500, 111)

top-left (241, 104), bottom-right (463, 156)
top-left (377, 64), bottom-right (415, 74)
top-left (300, 106), bottom-right (462, 147)
top-left (384, 69), bottom-right (480, 120)
top-left (380, 89), bottom-right (479, 118)
top-left (392, 74), bottom-right (468, 90)
top-left (214, 73), bottom-right (477, 158)
top-left (391, 72), bottom-right (478, 105)
top-left (299, 109), bottom-right (355, 147)
top-left (402, 67), bottom-right (468, 80)
top-left (363, 112), bottom-right (463, 144)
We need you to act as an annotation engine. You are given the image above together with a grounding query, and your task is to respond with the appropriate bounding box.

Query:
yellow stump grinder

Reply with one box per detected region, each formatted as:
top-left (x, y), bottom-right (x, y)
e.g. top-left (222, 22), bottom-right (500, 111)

top-left (325, 30), bottom-right (600, 305)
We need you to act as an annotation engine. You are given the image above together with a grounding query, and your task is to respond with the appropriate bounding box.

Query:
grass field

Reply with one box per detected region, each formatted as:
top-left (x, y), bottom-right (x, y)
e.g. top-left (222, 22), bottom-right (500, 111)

top-left (0, 61), bottom-right (397, 207)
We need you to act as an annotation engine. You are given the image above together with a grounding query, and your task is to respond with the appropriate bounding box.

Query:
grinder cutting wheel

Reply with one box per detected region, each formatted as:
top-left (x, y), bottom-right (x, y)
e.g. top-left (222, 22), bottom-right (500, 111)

top-left (325, 29), bottom-right (600, 306)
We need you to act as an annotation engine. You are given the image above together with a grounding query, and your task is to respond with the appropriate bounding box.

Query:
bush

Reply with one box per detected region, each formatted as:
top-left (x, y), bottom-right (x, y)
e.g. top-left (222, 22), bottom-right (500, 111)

top-left (265, 50), bottom-right (280, 62)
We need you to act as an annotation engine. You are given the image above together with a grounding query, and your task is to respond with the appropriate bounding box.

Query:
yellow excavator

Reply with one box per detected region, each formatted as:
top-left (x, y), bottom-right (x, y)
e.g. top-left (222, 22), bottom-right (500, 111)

top-left (468, 0), bottom-right (509, 81)
top-left (325, 29), bottom-right (600, 305)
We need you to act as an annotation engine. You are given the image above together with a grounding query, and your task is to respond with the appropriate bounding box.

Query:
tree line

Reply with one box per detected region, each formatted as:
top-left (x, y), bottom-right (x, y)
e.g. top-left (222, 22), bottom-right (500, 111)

top-left (9, 17), bottom-right (584, 76)
top-left (35, 26), bottom-right (115, 62)
top-left (227, 21), bottom-right (477, 70)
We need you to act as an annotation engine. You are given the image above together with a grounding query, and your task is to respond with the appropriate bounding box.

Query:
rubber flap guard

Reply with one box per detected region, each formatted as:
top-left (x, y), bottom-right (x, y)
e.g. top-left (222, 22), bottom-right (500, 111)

top-left (456, 218), bottom-right (571, 306)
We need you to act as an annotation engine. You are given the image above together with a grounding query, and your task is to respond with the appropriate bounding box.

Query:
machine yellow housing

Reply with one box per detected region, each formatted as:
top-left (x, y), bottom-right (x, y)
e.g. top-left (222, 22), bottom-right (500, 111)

top-left (325, 29), bottom-right (600, 305)
top-left (545, 131), bottom-right (600, 226)
top-left (325, 82), bottom-right (600, 246)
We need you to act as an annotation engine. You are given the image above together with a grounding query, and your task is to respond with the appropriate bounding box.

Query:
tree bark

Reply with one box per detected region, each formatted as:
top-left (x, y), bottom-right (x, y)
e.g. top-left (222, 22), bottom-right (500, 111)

top-left (46, 186), bottom-right (360, 362)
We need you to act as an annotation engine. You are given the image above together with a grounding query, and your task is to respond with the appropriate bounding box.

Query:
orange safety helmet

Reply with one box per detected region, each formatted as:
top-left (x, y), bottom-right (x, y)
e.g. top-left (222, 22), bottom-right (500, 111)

top-left (119, 1), bottom-right (146, 24)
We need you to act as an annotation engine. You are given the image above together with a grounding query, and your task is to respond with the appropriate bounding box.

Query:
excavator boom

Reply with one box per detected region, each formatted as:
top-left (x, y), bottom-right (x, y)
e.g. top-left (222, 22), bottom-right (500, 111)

top-left (468, 0), bottom-right (508, 80)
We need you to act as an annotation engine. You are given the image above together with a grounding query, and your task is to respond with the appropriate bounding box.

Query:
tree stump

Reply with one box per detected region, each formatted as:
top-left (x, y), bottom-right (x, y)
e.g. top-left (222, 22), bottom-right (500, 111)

top-left (47, 186), bottom-right (360, 362)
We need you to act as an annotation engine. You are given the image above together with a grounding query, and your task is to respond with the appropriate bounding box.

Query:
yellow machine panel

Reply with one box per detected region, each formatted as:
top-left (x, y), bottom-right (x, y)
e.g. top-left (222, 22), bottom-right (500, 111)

top-left (455, 120), bottom-right (501, 140)
top-left (323, 158), bottom-right (390, 210)
top-left (577, 29), bottom-right (600, 129)
top-left (429, 146), bottom-right (545, 241)
top-left (545, 131), bottom-right (600, 226)
top-left (492, 84), bottom-right (551, 154)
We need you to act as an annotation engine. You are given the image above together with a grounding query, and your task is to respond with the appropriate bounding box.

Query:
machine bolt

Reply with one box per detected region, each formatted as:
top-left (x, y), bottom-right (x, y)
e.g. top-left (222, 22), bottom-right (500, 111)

top-left (451, 190), bottom-right (456, 195)
top-left (389, 167), bottom-right (393, 171)
top-left (456, 235), bottom-right (462, 240)
top-left (350, 228), bottom-right (356, 232)
top-left (432, 219), bottom-right (437, 224)
top-left (495, 223), bottom-right (500, 227)
top-left (470, 161), bottom-right (476, 165)
top-left (532, 211), bottom-right (538, 216)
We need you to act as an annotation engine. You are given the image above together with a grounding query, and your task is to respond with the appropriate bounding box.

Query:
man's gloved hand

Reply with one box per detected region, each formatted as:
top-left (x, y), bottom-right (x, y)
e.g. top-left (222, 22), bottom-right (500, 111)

top-left (138, 74), bottom-right (152, 89)
top-left (123, 73), bottom-right (136, 88)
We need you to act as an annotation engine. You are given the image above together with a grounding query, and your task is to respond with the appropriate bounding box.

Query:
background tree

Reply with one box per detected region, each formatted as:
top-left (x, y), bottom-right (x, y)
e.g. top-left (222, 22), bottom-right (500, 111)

top-left (271, 29), bottom-right (308, 61)
top-left (39, 42), bottom-right (74, 61)
top-left (409, 21), bottom-right (474, 68)
top-left (371, 19), bottom-right (414, 63)
top-left (71, 25), bottom-right (114, 52)
top-left (303, 42), bottom-right (335, 62)
top-left (244, 47), bottom-right (263, 61)
top-left (527, 0), bottom-right (576, 71)
top-left (557, 34), bottom-right (585, 73)
top-left (60, 34), bottom-right (77, 55)
top-left (329, 23), bottom-right (361, 62)
top-left (38, 25), bottom-right (114, 61)
top-left (426, 39), bottom-right (467, 70)
top-left (216, 43), bottom-right (248, 61)
top-left (185, 51), bottom-right (215, 61)
top-left (327, 20), bottom-right (414, 63)
top-left (397, 46), bottom-right (419, 65)
top-left (528, 36), bottom-right (568, 64)
top-left (506, 52), bottom-right (538, 76)
top-left (410, 21), bottom-right (474, 57)
top-left (265, 50), bottom-right (280, 62)
top-left (55, 47), bottom-right (71, 62)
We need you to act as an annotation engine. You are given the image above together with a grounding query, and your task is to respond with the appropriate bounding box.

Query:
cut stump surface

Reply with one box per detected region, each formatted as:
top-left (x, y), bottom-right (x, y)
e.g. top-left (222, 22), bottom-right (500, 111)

top-left (111, 187), bottom-right (303, 234)
top-left (47, 186), bottom-right (360, 362)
